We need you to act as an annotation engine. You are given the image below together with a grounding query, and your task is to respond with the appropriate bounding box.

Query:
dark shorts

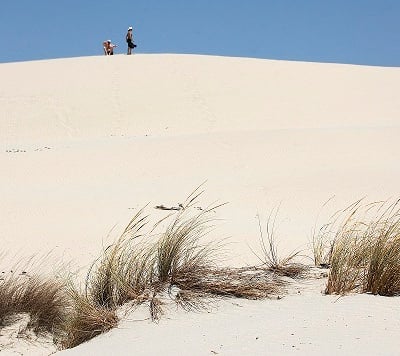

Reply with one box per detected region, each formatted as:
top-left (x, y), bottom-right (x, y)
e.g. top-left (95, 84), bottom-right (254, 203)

top-left (128, 40), bottom-right (136, 49)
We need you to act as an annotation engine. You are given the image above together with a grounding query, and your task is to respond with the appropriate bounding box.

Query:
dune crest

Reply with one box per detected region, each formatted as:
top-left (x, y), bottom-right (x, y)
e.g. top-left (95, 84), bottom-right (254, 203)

top-left (1, 54), bottom-right (399, 145)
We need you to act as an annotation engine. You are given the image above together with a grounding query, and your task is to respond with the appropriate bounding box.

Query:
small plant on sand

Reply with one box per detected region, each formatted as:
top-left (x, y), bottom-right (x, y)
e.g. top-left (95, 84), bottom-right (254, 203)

top-left (312, 221), bottom-right (335, 269)
top-left (311, 197), bottom-right (338, 268)
top-left (252, 211), bottom-right (308, 278)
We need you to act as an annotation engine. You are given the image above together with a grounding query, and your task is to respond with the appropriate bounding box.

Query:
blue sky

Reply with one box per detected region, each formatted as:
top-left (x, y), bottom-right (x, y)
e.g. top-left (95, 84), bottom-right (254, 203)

top-left (1, 0), bottom-right (399, 66)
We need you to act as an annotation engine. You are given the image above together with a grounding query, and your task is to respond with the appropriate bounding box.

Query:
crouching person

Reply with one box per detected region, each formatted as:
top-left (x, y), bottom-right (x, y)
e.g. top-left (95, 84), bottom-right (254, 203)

top-left (103, 40), bottom-right (117, 55)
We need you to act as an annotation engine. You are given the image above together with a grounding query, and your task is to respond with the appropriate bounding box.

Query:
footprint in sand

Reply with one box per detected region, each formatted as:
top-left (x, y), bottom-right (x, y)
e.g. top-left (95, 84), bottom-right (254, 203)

top-left (6, 147), bottom-right (51, 153)
top-left (34, 146), bottom-right (51, 152)
top-left (6, 148), bottom-right (26, 153)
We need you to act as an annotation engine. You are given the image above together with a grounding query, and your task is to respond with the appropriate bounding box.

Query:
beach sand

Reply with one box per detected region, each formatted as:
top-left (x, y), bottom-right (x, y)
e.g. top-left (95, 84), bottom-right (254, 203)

top-left (1, 54), bottom-right (399, 355)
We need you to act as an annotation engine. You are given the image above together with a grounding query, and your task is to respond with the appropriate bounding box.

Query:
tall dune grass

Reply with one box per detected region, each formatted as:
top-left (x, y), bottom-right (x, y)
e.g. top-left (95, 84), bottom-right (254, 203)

top-left (155, 206), bottom-right (217, 284)
top-left (363, 203), bottom-right (400, 295)
top-left (79, 198), bottom-right (286, 319)
top-left (69, 188), bottom-right (289, 331)
top-left (0, 189), bottom-right (311, 350)
top-left (61, 287), bottom-right (118, 349)
top-left (85, 208), bottom-right (151, 309)
top-left (62, 208), bottom-right (152, 347)
top-left (0, 273), bottom-right (67, 337)
top-left (3, 196), bottom-right (400, 351)
top-left (318, 199), bottom-right (400, 296)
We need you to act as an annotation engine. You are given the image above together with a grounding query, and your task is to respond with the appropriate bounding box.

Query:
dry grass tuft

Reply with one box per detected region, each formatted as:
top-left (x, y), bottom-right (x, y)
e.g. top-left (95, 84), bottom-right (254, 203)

top-left (74, 187), bottom-right (288, 336)
top-left (174, 289), bottom-right (215, 312)
top-left (172, 267), bottom-right (284, 303)
top-left (154, 198), bottom-right (286, 310)
top-left (61, 288), bottom-right (118, 349)
top-left (86, 208), bottom-right (151, 309)
top-left (321, 199), bottom-right (400, 296)
top-left (155, 207), bottom-right (221, 284)
top-left (363, 204), bottom-right (400, 295)
top-left (62, 189), bottom-right (227, 346)
top-left (0, 273), bottom-right (68, 337)
top-left (60, 209), bottom-right (151, 348)
top-left (325, 233), bottom-right (368, 294)
top-left (312, 222), bottom-right (335, 268)
top-left (252, 212), bottom-right (309, 278)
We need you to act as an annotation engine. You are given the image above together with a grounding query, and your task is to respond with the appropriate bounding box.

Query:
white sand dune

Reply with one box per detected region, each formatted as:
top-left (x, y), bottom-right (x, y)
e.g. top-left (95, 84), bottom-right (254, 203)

top-left (1, 54), bottom-right (400, 355)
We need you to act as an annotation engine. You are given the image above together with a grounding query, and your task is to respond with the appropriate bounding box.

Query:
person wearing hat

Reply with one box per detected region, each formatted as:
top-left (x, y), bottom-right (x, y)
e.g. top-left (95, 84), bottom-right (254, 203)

top-left (126, 26), bottom-right (136, 55)
top-left (103, 40), bottom-right (117, 55)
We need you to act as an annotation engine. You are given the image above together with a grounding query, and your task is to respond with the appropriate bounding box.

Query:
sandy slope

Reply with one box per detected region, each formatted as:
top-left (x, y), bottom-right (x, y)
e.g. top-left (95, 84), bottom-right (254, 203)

top-left (60, 291), bottom-right (400, 356)
top-left (1, 54), bottom-right (400, 355)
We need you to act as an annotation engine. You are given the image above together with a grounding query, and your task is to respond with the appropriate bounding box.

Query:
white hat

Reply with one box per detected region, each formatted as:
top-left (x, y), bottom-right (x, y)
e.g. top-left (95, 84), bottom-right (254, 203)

top-left (128, 26), bottom-right (132, 30)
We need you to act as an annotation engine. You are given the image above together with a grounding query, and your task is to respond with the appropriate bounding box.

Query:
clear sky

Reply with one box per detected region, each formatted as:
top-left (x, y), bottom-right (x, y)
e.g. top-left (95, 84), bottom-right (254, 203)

top-left (1, 0), bottom-right (399, 66)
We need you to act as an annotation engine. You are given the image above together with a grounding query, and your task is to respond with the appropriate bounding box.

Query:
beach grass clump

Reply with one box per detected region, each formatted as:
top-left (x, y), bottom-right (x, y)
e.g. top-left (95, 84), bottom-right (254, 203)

top-left (83, 189), bottom-right (216, 312)
top-left (83, 203), bottom-right (283, 317)
top-left (0, 273), bottom-right (68, 337)
top-left (323, 199), bottom-right (400, 296)
top-left (363, 213), bottom-right (400, 295)
top-left (85, 208), bottom-right (152, 309)
top-left (61, 287), bottom-right (118, 349)
top-left (325, 232), bottom-right (369, 294)
top-left (0, 189), bottom-right (306, 350)
top-left (60, 210), bottom-right (152, 347)
top-left (57, 187), bottom-right (307, 348)
top-left (152, 204), bottom-right (286, 314)
top-left (155, 202), bottom-right (223, 285)
top-left (75, 188), bottom-right (288, 329)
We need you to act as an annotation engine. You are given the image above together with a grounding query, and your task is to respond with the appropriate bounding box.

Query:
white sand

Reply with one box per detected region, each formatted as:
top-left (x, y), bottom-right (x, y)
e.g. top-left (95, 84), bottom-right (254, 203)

top-left (1, 54), bottom-right (399, 355)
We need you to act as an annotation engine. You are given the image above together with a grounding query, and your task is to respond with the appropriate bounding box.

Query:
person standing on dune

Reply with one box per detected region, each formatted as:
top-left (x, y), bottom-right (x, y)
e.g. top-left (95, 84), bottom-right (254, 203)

top-left (126, 26), bottom-right (136, 55)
